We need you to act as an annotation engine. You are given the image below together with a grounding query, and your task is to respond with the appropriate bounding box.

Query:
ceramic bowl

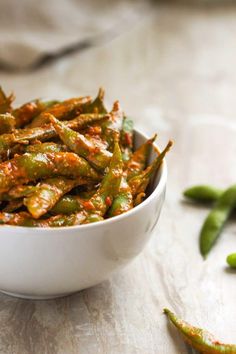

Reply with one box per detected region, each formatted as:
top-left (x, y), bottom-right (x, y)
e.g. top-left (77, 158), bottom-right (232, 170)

top-left (0, 129), bottom-right (167, 299)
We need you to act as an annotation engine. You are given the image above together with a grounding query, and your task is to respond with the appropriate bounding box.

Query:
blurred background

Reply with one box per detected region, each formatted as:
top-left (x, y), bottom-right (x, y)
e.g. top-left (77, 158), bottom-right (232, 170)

top-left (0, 1), bottom-right (236, 353)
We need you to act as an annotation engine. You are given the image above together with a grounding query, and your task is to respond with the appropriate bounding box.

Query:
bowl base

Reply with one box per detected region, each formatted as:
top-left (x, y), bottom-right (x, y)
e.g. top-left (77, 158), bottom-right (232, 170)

top-left (0, 290), bottom-right (74, 300)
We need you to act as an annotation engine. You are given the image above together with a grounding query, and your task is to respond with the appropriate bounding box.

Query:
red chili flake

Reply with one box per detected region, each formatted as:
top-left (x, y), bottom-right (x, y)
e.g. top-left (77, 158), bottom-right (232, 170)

top-left (83, 201), bottom-right (95, 211)
top-left (88, 126), bottom-right (102, 136)
top-left (125, 132), bottom-right (132, 147)
top-left (105, 196), bottom-right (112, 207)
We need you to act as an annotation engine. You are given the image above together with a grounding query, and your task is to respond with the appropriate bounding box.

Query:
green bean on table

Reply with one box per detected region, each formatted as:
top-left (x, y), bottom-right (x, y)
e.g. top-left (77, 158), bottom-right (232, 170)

top-left (184, 185), bottom-right (223, 203)
top-left (199, 184), bottom-right (236, 258)
top-left (164, 308), bottom-right (236, 354)
top-left (227, 253), bottom-right (236, 268)
top-left (0, 87), bottom-right (171, 227)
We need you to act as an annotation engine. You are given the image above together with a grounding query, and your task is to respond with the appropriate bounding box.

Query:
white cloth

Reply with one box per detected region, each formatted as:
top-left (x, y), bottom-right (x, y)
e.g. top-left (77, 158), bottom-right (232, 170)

top-left (0, 0), bottom-right (150, 69)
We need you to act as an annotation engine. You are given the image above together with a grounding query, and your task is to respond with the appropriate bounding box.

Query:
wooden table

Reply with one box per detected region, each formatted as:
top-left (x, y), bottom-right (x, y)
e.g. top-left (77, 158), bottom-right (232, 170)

top-left (1, 3), bottom-right (236, 353)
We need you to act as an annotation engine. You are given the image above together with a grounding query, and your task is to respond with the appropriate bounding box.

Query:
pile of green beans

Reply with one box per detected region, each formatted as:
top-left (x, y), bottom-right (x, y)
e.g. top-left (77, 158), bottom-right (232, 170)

top-left (184, 184), bottom-right (236, 268)
top-left (0, 87), bottom-right (172, 227)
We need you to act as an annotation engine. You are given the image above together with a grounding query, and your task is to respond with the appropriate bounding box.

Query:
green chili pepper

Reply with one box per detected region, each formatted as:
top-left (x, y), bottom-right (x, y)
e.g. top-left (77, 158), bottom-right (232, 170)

top-left (164, 308), bottom-right (236, 354)
top-left (84, 137), bottom-right (123, 216)
top-left (0, 152), bottom-right (101, 194)
top-left (184, 185), bottom-right (223, 203)
top-left (120, 116), bottom-right (134, 162)
top-left (24, 177), bottom-right (83, 218)
top-left (28, 96), bottom-right (92, 128)
top-left (108, 178), bottom-right (133, 217)
top-left (50, 116), bottom-right (112, 171)
top-left (0, 87), bottom-right (14, 114)
top-left (126, 134), bottom-right (157, 180)
top-left (0, 114), bottom-right (16, 134)
top-left (129, 140), bottom-right (173, 196)
top-left (226, 253), bottom-right (236, 268)
top-left (0, 211), bottom-right (88, 227)
top-left (200, 184), bottom-right (236, 258)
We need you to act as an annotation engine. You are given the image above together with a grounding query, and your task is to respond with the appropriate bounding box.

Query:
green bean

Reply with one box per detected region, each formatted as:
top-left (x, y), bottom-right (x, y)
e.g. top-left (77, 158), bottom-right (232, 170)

top-left (50, 195), bottom-right (84, 215)
top-left (50, 116), bottom-right (112, 171)
top-left (184, 185), bottom-right (223, 203)
top-left (164, 308), bottom-right (236, 354)
top-left (82, 213), bottom-right (104, 224)
top-left (0, 211), bottom-right (88, 227)
top-left (2, 199), bottom-right (24, 212)
top-left (102, 101), bottom-right (123, 149)
top-left (120, 116), bottom-right (134, 162)
top-left (13, 100), bottom-right (58, 128)
top-left (6, 185), bottom-right (36, 200)
top-left (129, 140), bottom-right (173, 196)
top-left (82, 88), bottom-right (107, 114)
top-left (0, 152), bottom-right (101, 194)
top-left (25, 142), bottom-right (67, 153)
top-left (24, 177), bottom-right (83, 218)
top-left (108, 178), bottom-right (133, 217)
top-left (84, 137), bottom-right (123, 216)
top-left (28, 96), bottom-right (92, 127)
top-left (200, 184), bottom-right (236, 258)
top-left (226, 253), bottom-right (236, 268)
top-left (0, 87), bottom-right (14, 114)
top-left (0, 113), bottom-right (109, 161)
top-left (0, 114), bottom-right (16, 134)
top-left (126, 134), bottom-right (157, 180)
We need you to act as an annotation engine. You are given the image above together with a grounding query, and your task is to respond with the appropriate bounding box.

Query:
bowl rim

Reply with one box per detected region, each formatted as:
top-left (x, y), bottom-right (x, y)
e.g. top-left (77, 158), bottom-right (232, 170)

top-left (0, 128), bottom-right (167, 233)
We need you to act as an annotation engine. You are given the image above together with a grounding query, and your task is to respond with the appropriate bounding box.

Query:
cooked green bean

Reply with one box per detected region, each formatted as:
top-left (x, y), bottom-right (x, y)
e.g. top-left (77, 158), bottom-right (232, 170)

top-left (82, 88), bottom-right (107, 114)
top-left (129, 140), bottom-right (173, 196)
top-left (50, 116), bottom-right (112, 170)
top-left (83, 137), bottom-right (123, 216)
top-left (126, 134), bottom-right (157, 180)
top-left (184, 185), bottom-right (223, 203)
top-left (13, 100), bottom-right (58, 128)
top-left (200, 184), bottom-right (236, 258)
top-left (28, 96), bottom-right (92, 127)
top-left (3, 199), bottom-right (24, 212)
top-left (120, 116), bottom-right (134, 162)
top-left (24, 177), bottom-right (83, 218)
top-left (50, 195), bottom-right (84, 215)
top-left (0, 113), bottom-right (109, 161)
top-left (108, 178), bottom-right (133, 217)
top-left (0, 211), bottom-right (87, 227)
top-left (0, 152), bottom-right (100, 194)
top-left (226, 253), bottom-right (236, 268)
top-left (0, 87), bottom-right (14, 114)
top-left (164, 308), bottom-right (236, 354)
top-left (25, 142), bottom-right (67, 153)
top-left (0, 114), bottom-right (15, 134)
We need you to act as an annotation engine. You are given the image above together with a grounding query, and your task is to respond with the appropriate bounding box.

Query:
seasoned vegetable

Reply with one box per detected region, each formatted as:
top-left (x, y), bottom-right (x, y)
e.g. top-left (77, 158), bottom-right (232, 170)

top-left (50, 116), bottom-right (112, 171)
top-left (24, 177), bottom-right (83, 218)
top-left (164, 308), bottom-right (236, 354)
top-left (0, 114), bottom-right (15, 134)
top-left (0, 88), bottom-right (171, 227)
top-left (28, 96), bottom-right (92, 127)
top-left (0, 152), bottom-right (100, 194)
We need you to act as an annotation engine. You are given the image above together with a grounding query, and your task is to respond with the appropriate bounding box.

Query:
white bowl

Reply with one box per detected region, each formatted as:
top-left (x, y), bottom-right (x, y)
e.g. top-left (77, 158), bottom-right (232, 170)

top-left (0, 129), bottom-right (167, 299)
